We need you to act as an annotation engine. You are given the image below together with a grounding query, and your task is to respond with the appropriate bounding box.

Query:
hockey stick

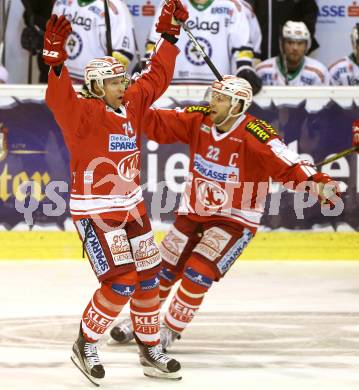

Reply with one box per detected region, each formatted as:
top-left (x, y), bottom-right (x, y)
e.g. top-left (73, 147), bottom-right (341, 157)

top-left (315, 146), bottom-right (359, 168)
top-left (103, 0), bottom-right (113, 55)
top-left (177, 20), bottom-right (223, 81)
top-left (132, 27), bottom-right (142, 69)
top-left (28, 51), bottom-right (32, 84)
top-left (0, 0), bottom-right (11, 65)
top-left (282, 54), bottom-right (289, 86)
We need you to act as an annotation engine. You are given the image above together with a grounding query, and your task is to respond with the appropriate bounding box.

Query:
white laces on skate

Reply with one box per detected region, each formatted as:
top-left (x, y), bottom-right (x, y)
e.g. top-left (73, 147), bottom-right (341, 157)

top-left (84, 343), bottom-right (101, 368)
top-left (148, 343), bottom-right (172, 364)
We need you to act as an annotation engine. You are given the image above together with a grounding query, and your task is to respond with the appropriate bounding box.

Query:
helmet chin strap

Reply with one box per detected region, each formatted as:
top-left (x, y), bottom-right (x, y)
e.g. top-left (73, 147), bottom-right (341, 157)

top-left (90, 80), bottom-right (105, 98)
top-left (215, 100), bottom-right (243, 128)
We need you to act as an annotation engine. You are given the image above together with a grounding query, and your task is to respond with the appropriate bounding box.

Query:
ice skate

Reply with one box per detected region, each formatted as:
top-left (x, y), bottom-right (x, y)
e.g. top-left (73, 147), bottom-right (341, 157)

top-left (161, 324), bottom-right (181, 352)
top-left (136, 335), bottom-right (182, 380)
top-left (71, 328), bottom-right (105, 387)
top-left (107, 318), bottom-right (134, 345)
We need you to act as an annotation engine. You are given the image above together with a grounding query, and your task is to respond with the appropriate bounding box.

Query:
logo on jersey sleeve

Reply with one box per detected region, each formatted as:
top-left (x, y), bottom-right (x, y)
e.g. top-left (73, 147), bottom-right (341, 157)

top-left (245, 119), bottom-right (278, 143)
top-left (109, 134), bottom-right (137, 152)
top-left (193, 154), bottom-right (239, 183)
top-left (185, 37), bottom-right (212, 66)
top-left (185, 105), bottom-right (211, 115)
top-left (200, 124), bottom-right (211, 133)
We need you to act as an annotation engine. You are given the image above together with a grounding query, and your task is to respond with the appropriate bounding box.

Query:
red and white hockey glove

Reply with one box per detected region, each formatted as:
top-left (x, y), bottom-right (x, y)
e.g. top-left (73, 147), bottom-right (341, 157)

top-left (42, 15), bottom-right (72, 67)
top-left (156, 0), bottom-right (189, 36)
top-left (352, 119), bottom-right (359, 151)
top-left (308, 172), bottom-right (341, 207)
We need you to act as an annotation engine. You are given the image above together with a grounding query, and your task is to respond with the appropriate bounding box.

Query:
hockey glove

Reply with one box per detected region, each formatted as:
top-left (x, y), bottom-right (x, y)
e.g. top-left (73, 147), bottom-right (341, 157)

top-left (353, 119), bottom-right (359, 151)
top-left (42, 15), bottom-right (72, 67)
top-left (156, 0), bottom-right (189, 36)
top-left (21, 26), bottom-right (44, 55)
top-left (308, 172), bottom-right (341, 207)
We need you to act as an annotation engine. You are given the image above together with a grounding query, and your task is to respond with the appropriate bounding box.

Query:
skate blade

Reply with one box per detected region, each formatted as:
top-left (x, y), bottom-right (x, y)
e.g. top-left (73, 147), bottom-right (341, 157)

top-left (71, 354), bottom-right (101, 387)
top-left (143, 366), bottom-right (182, 380)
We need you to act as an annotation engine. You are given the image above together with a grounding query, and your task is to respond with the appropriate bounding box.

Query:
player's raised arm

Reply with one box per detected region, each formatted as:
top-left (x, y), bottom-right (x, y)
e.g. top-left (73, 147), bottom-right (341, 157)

top-left (42, 15), bottom-right (71, 70)
top-left (43, 15), bottom-right (90, 133)
top-left (143, 105), bottom-right (210, 144)
top-left (126, 0), bottom-right (188, 109)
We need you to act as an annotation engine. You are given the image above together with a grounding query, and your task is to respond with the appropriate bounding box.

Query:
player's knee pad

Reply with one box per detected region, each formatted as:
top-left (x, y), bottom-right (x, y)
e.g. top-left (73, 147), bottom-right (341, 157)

top-left (101, 270), bottom-right (137, 305)
top-left (182, 256), bottom-right (215, 293)
top-left (132, 274), bottom-right (160, 301)
top-left (159, 266), bottom-right (180, 285)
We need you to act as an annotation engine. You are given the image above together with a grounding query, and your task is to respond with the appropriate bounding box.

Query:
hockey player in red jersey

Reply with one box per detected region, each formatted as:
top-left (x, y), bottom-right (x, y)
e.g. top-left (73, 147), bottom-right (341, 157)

top-left (44, 1), bottom-right (188, 384)
top-left (109, 75), bottom-right (341, 350)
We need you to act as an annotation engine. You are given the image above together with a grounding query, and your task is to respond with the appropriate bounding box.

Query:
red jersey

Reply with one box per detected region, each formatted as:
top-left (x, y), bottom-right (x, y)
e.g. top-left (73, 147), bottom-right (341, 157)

top-left (144, 106), bottom-right (317, 232)
top-left (46, 38), bottom-right (179, 222)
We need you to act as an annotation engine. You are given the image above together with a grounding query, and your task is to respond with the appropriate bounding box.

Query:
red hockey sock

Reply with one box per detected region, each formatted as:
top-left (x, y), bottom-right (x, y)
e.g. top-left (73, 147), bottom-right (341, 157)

top-left (159, 266), bottom-right (180, 306)
top-left (164, 256), bottom-right (215, 333)
top-left (159, 278), bottom-right (174, 306)
top-left (130, 281), bottom-right (160, 345)
top-left (130, 303), bottom-right (160, 345)
top-left (81, 271), bottom-right (137, 342)
top-left (81, 289), bottom-right (118, 342)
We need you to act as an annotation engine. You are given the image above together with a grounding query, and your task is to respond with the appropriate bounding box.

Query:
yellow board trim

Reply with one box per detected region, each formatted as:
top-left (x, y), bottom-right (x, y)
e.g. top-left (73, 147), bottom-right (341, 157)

top-left (0, 232), bottom-right (358, 260)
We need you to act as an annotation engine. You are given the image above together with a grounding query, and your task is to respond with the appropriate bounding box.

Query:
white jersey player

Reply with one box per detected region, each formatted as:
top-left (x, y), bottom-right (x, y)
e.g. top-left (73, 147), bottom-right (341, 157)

top-left (329, 24), bottom-right (359, 86)
top-left (144, 0), bottom-right (262, 93)
top-left (240, 0), bottom-right (261, 62)
top-left (52, 0), bottom-right (135, 82)
top-left (256, 21), bottom-right (329, 86)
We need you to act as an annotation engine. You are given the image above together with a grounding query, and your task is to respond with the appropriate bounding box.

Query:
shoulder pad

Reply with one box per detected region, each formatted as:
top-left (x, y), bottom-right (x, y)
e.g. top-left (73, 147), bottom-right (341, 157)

top-left (185, 105), bottom-right (211, 115)
top-left (245, 119), bottom-right (279, 143)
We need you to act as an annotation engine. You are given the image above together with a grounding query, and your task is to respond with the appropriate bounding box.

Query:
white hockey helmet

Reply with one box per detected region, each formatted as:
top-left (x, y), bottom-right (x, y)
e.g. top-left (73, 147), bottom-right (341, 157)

top-left (351, 23), bottom-right (359, 53)
top-left (84, 56), bottom-right (129, 98)
top-left (282, 21), bottom-right (311, 53)
top-left (211, 75), bottom-right (253, 115)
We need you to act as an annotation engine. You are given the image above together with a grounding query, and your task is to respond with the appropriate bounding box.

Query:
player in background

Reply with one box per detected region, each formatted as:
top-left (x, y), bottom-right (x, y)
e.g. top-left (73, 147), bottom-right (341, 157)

top-left (52, 0), bottom-right (135, 83)
top-left (240, 0), bottom-right (262, 65)
top-left (329, 24), bottom-right (359, 86)
top-left (137, 0), bottom-right (262, 94)
top-left (247, 0), bottom-right (319, 60)
top-left (256, 21), bottom-right (329, 86)
top-left (44, 1), bottom-right (188, 384)
top-left (109, 76), bottom-right (341, 349)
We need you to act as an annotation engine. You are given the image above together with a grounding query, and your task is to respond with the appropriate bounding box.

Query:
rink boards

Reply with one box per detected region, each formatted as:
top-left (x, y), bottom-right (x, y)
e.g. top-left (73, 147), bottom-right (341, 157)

top-left (0, 231), bottom-right (357, 260)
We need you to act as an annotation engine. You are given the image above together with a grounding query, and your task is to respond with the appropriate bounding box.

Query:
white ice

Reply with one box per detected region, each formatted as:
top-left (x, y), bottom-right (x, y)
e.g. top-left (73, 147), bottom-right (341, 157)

top-left (1, 260), bottom-right (359, 390)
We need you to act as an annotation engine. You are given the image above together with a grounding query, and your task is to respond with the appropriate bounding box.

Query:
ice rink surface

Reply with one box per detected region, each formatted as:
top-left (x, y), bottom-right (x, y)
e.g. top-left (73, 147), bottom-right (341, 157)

top-left (1, 260), bottom-right (359, 390)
